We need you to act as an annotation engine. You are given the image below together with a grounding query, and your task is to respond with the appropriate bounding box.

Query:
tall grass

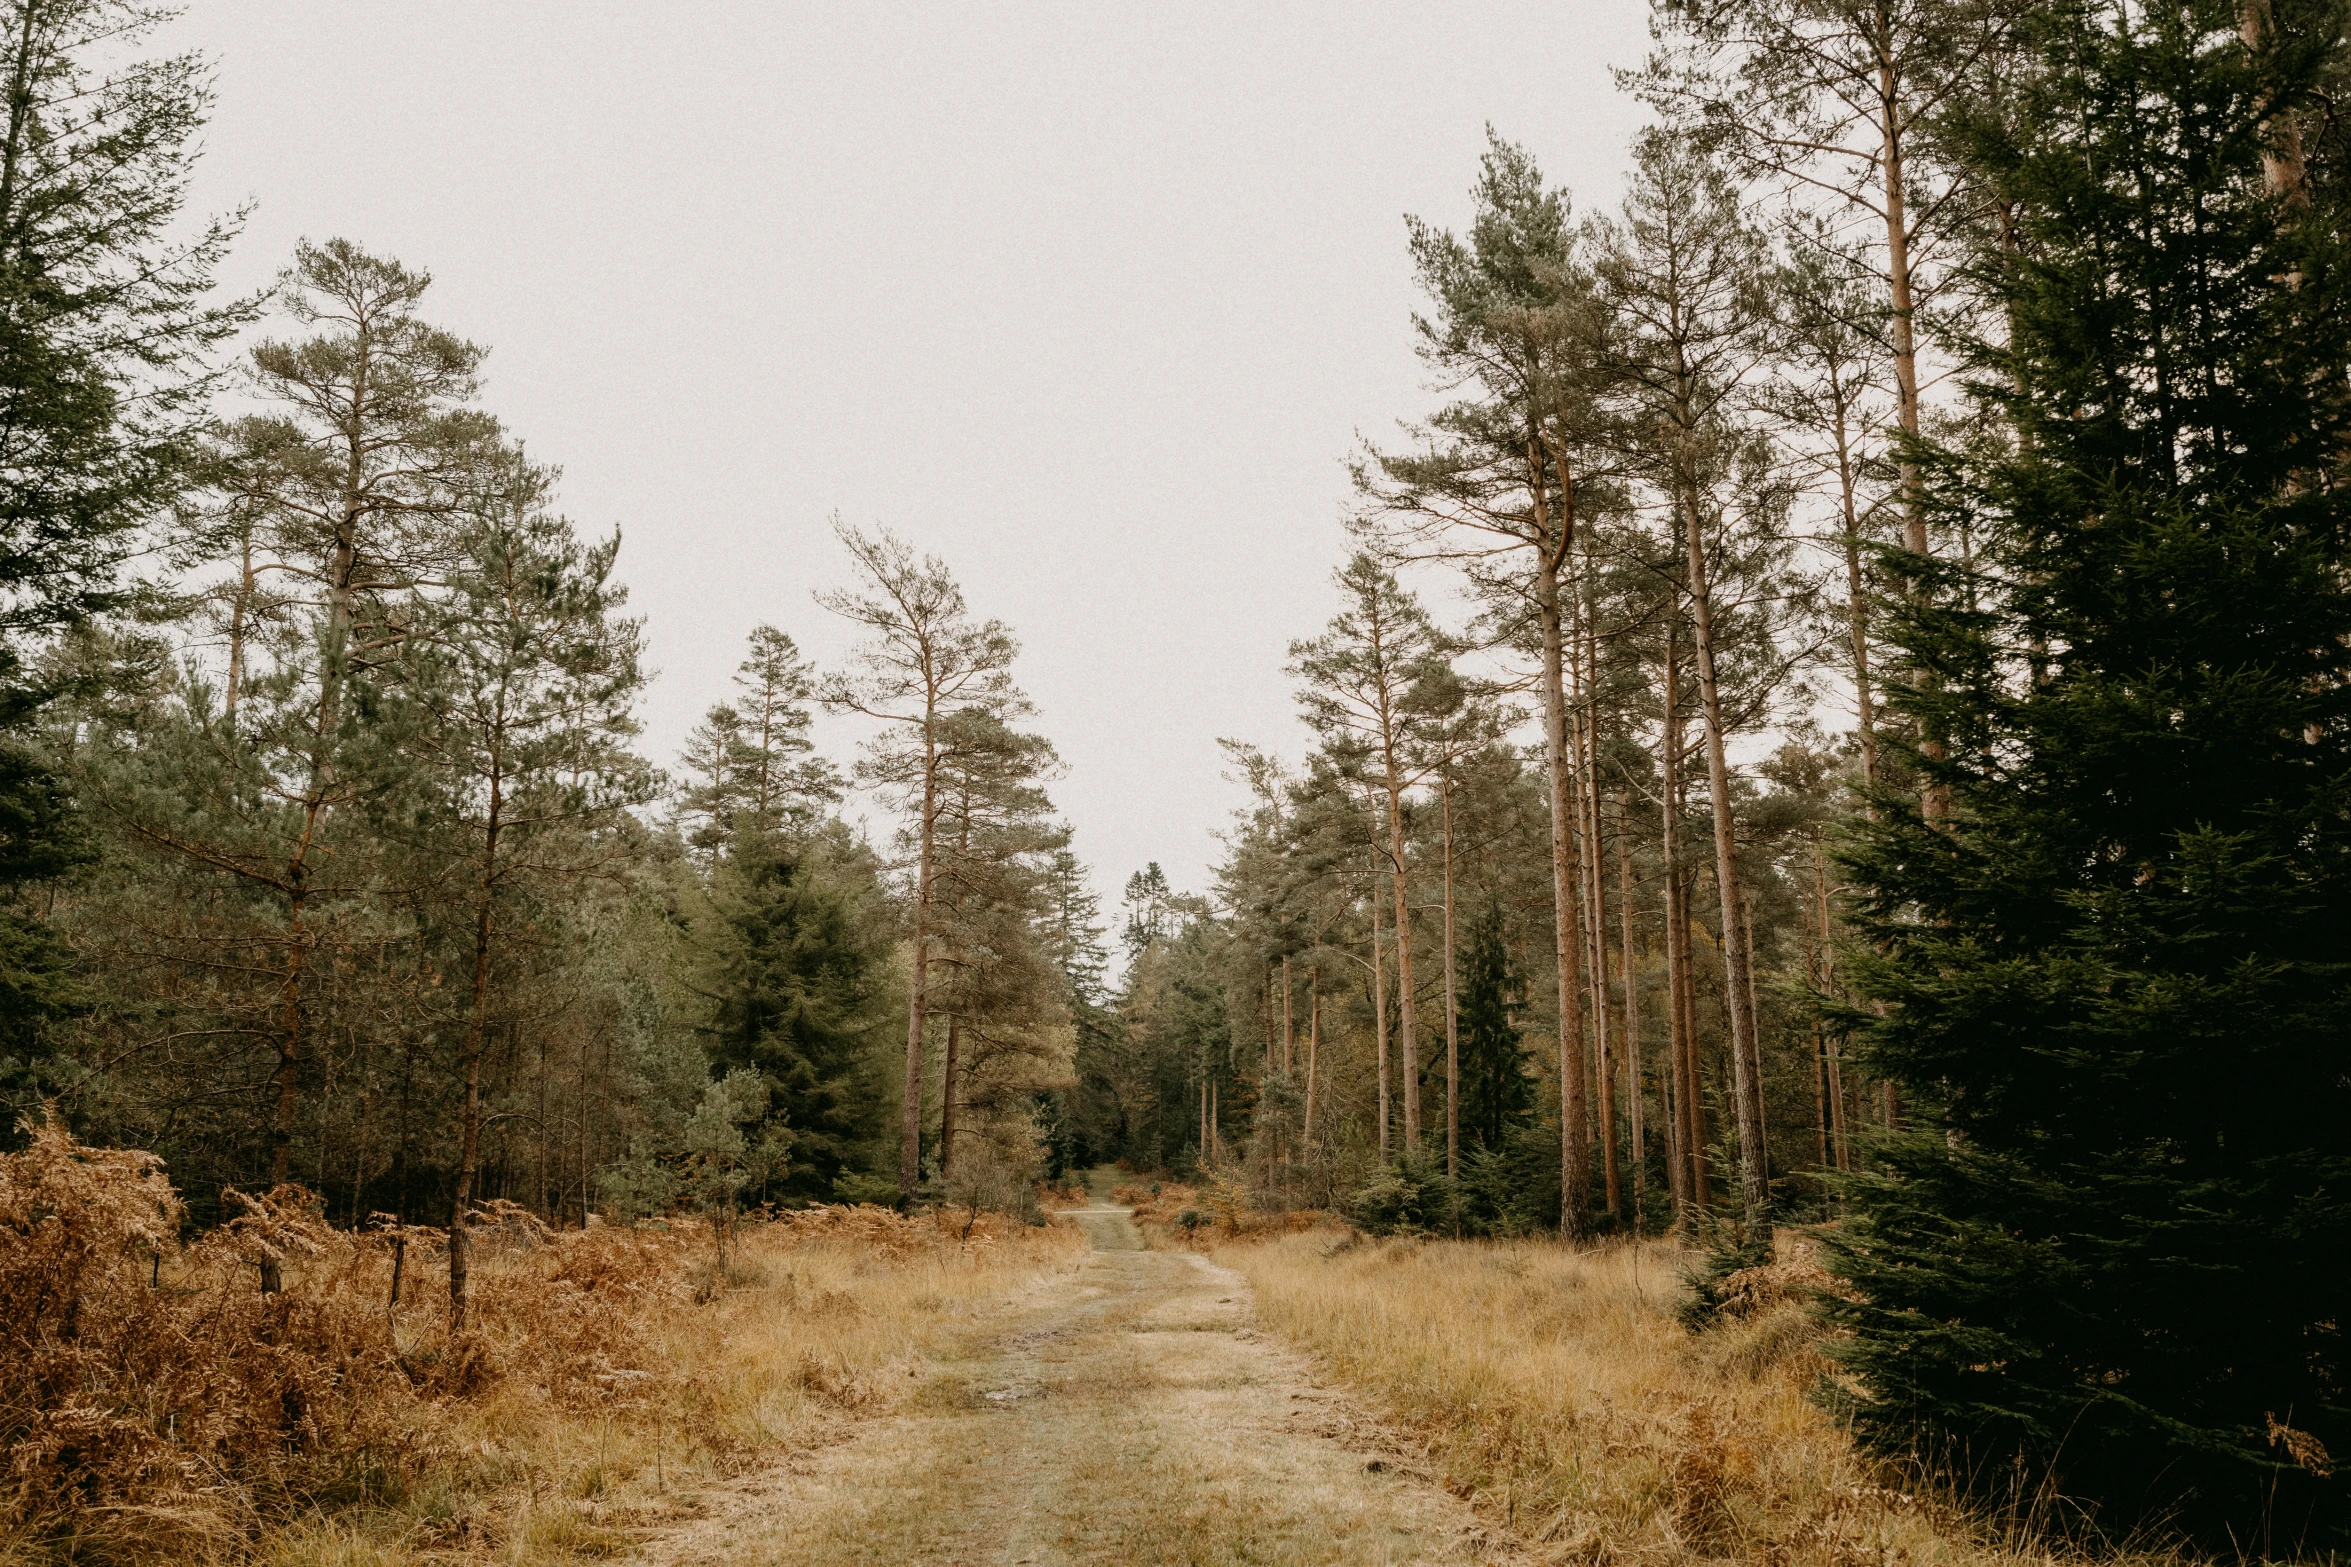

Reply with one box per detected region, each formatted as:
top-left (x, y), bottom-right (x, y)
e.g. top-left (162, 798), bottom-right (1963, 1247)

top-left (1220, 1230), bottom-right (2199, 1567)
top-left (1, 1115), bottom-right (1083, 1566)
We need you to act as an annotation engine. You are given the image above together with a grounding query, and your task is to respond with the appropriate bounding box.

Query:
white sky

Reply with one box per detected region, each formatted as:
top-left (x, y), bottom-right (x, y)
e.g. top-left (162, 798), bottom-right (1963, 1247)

top-left (165, 1), bottom-right (1658, 911)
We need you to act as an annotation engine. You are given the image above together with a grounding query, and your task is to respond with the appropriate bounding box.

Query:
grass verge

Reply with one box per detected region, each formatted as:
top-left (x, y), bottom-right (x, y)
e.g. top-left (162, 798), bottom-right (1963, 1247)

top-left (1215, 1230), bottom-right (2197, 1567)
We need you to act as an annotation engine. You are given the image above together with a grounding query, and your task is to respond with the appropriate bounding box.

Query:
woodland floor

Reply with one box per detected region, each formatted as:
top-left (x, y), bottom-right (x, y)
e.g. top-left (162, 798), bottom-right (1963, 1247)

top-left (633, 1168), bottom-right (1520, 1567)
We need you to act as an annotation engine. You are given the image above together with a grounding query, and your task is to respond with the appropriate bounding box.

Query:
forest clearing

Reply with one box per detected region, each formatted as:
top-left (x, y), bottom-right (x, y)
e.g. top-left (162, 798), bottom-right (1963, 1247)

top-left (3, 0), bottom-right (2347, 1561)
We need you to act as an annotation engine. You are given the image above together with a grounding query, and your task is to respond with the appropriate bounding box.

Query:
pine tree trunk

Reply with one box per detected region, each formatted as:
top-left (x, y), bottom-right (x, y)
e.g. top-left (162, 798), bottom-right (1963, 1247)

top-left (901, 727), bottom-right (939, 1202)
top-left (450, 818), bottom-right (499, 1332)
top-left (1385, 776), bottom-right (1419, 1151)
top-left (1304, 972), bottom-right (1320, 1146)
top-left (1263, 969), bottom-right (1276, 1074)
top-left (1281, 955), bottom-right (1294, 1077)
top-left (939, 1012), bottom-right (959, 1182)
top-left (1834, 398), bottom-right (1879, 792)
top-left (1536, 559), bottom-right (1591, 1238)
top-left (1680, 489), bottom-right (1770, 1226)
top-left (1659, 619), bottom-right (1700, 1216)
top-left (1370, 869), bottom-right (1390, 1163)
top-left (1441, 778), bottom-right (1460, 1181)
top-left (1675, 872), bottom-right (1709, 1213)
top-left (1585, 690), bottom-right (1619, 1219)
top-left (1812, 1026), bottom-right (1832, 1171)
top-left (1871, 35), bottom-right (1953, 819)
top-left (1815, 850), bottom-right (1851, 1170)
top-left (1619, 828), bottom-right (1644, 1224)
top-left (1876, 59), bottom-right (1925, 561)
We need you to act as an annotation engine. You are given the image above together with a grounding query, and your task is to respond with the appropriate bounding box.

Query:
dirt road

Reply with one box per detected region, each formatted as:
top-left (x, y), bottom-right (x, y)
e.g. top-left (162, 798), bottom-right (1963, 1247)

top-left (641, 1175), bottom-right (1517, 1566)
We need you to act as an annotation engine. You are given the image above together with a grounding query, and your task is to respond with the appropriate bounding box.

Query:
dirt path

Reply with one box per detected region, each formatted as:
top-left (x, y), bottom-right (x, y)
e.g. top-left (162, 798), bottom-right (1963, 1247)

top-left (640, 1176), bottom-right (1519, 1566)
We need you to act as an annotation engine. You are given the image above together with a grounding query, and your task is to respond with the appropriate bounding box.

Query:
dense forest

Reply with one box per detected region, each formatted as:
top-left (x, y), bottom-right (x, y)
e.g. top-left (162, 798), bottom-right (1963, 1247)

top-left (1, 0), bottom-right (2346, 1555)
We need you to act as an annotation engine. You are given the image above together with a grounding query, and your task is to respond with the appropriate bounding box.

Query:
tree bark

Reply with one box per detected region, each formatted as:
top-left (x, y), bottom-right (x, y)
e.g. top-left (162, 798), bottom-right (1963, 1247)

top-left (1659, 618), bottom-right (1705, 1216)
top-left (449, 803), bottom-right (500, 1331)
top-left (1281, 955), bottom-right (1294, 1077)
top-left (1680, 488), bottom-right (1770, 1226)
top-left (1582, 645), bottom-right (1619, 1219)
top-left (939, 1012), bottom-right (959, 1182)
top-left (1815, 848), bottom-right (1851, 1171)
top-left (1370, 865), bottom-right (1390, 1162)
top-left (1441, 777), bottom-right (1460, 1181)
top-left (1870, 24), bottom-right (1953, 819)
top-left (1384, 776), bottom-right (1419, 1151)
top-left (1304, 970), bottom-right (1321, 1146)
top-left (900, 722), bottom-right (939, 1201)
top-left (1619, 827), bottom-right (1644, 1223)
top-left (1536, 558), bottom-right (1590, 1239)
top-left (1674, 870), bottom-right (1709, 1213)
top-left (1833, 393), bottom-right (1879, 793)
top-left (1590, 764), bottom-right (1619, 1218)
top-left (1870, 14), bottom-right (1925, 560)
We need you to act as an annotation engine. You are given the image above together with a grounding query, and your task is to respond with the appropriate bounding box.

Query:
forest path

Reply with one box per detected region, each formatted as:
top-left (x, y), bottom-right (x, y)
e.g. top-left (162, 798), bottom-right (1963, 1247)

top-left (636, 1176), bottom-right (1518, 1566)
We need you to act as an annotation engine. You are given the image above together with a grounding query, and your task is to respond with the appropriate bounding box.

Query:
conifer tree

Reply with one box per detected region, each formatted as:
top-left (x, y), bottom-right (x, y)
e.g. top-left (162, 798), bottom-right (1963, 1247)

top-left (396, 451), bottom-right (652, 1327)
top-left (926, 706), bottom-right (1070, 1186)
top-left (817, 523), bottom-right (1022, 1201)
top-left (1362, 134), bottom-right (1616, 1230)
top-left (1833, 3), bottom-right (2351, 1543)
top-left (86, 242), bottom-right (494, 1195)
top-left (0, 0), bottom-right (247, 1084)
top-left (1455, 897), bottom-right (1531, 1153)
top-left (680, 826), bottom-right (891, 1203)
top-left (1288, 550), bottom-right (1452, 1154)
top-left (676, 624), bottom-right (837, 851)
top-left (1598, 129), bottom-right (1793, 1227)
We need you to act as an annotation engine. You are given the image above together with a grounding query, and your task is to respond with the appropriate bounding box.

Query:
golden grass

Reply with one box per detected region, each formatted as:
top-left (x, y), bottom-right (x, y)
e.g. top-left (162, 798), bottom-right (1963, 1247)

top-left (0, 1118), bottom-right (1085, 1567)
top-left (1215, 1231), bottom-right (2194, 1567)
top-left (392, 1215), bottom-right (1086, 1563)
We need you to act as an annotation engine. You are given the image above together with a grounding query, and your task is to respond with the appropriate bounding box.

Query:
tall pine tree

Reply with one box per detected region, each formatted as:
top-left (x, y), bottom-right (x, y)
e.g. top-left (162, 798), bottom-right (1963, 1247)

top-left (1832, 2), bottom-right (2351, 1546)
top-left (0, 0), bottom-right (245, 1099)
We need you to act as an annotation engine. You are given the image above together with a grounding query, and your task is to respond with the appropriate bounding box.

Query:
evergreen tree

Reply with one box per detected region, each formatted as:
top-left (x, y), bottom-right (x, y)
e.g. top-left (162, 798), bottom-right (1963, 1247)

top-left (397, 450), bottom-right (653, 1326)
top-left (1454, 897), bottom-right (1531, 1152)
top-left (675, 624), bottom-right (838, 852)
top-left (1120, 861), bottom-right (1173, 957)
top-left (1288, 549), bottom-right (1453, 1153)
top-left (1037, 847), bottom-right (1109, 1006)
top-left (1832, 3), bottom-right (2351, 1545)
top-left (925, 705), bottom-right (1073, 1190)
top-left (0, 0), bottom-right (247, 1089)
top-left (817, 521), bottom-right (1022, 1202)
top-left (1364, 131), bottom-right (1615, 1235)
top-left (683, 827), bottom-right (891, 1204)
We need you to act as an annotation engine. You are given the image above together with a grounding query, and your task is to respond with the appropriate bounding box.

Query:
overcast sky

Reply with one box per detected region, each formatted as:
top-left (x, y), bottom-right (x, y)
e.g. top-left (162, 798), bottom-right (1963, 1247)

top-left (164, 1), bottom-right (1658, 914)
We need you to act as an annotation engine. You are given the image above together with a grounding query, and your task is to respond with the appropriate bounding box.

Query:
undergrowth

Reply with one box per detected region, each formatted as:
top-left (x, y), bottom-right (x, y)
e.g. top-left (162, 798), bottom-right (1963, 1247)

top-left (0, 1114), bottom-right (1083, 1566)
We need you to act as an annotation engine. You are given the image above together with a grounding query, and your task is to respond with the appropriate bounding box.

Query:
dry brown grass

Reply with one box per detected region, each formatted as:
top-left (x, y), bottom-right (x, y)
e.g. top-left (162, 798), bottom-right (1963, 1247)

top-left (0, 1116), bottom-right (1084, 1567)
top-left (1216, 1230), bottom-right (2195, 1567)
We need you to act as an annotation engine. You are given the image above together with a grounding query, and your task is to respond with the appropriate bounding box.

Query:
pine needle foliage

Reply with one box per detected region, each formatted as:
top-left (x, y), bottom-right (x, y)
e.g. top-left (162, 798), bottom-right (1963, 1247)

top-left (1829, 2), bottom-right (2351, 1547)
